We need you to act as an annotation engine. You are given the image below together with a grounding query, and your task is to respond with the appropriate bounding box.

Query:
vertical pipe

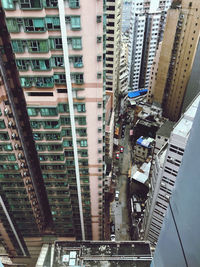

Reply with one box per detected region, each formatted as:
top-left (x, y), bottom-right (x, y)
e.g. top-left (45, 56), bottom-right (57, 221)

top-left (58, 0), bottom-right (85, 240)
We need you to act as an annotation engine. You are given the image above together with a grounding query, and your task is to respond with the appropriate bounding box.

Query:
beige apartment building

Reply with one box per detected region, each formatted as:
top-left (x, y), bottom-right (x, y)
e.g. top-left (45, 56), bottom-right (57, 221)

top-left (150, 0), bottom-right (200, 121)
top-left (105, 0), bottom-right (122, 157)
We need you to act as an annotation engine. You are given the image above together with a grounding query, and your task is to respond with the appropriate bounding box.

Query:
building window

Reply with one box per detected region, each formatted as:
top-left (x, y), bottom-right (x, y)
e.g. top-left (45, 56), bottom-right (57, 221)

top-left (40, 107), bottom-right (58, 116)
top-left (71, 73), bottom-right (84, 84)
top-left (97, 102), bottom-right (102, 108)
top-left (51, 56), bottom-right (64, 68)
top-left (58, 104), bottom-right (68, 113)
top-left (30, 121), bottom-right (41, 129)
top-left (80, 140), bottom-right (87, 147)
top-left (70, 16), bottom-right (81, 30)
top-left (60, 117), bottom-right (70, 125)
top-left (68, 0), bottom-right (80, 9)
top-left (97, 36), bottom-right (102, 43)
top-left (78, 128), bottom-right (87, 136)
top-left (31, 59), bottom-right (51, 70)
top-left (19, 0), bottom-right (42, 9)
top-left (68, 37), bottom-right (82, 50)
top-left (96, 15), bottom-right (102, 23)
top-left (69, 55), bottom-right (83, 68)
top-left (46, 16), bottom-right (60, 30)
top-left (44, 0), bottom-right (58, 8)
top-left (97, 55), bottom-right (102, 62)
top-left (2, 0), bottom-right (16, 10)
top-left (43, 121), bottom-right (60, 129)
top-left (11, 40), bottom-right (25, 53)
top-left (54, 73), bottom-right (66, 84)
top-left (0, 120), bottom-right (5, 129)
top-left (49, 37), bottom-right (62, 50)
top-left (4, 144), bottom-right (13, 151)
top-left (35, 77), bottom-right (54, 87)
top-left (27, 108), bottom-right (38, 116)
top-left (28, 40), bottom-right (49, 53)
top-left (16, 59), bottom-right (29, 71)
top-left (97, 72), bottom-right (102, 79)
top-left (76, 117), bottom-right (86, 125)
top-left (20, 77), bottom-right (33, 87)
top-left (81, 150), bottom-right (88, 157)
top-left (77, 104), bottom-right (85, 112)
top-left (6, 18), bottom-right (20, 32)
top-left (24, 18), bottom-right (45, 32)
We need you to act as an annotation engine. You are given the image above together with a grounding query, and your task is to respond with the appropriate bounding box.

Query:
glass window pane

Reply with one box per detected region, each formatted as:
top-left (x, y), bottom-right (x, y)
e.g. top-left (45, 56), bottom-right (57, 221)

top-left (6, 18), bottom-right (19, 32)
top-left (71, 16), bottom-right (81, 29)
top-left (2, 0), bottom-right (15, 9)
top-left (72, 38), bottom-right (82, 50)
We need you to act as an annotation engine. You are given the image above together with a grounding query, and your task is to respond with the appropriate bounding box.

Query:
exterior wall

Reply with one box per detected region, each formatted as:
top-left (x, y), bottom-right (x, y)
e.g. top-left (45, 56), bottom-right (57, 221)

top-left (153, 0), bottom-right (200, 121)
top-left (134, 144), bottom-right (149, 163)
top-left (3, 0), bottom-right (104, 240)
top-left (128, 0), bottom-right (170, 91)
top-left (142, 94), bottom-right (200, 246)
top-left (147, 42), bottom-right (162, 104)
top-left (121, 0), bottom-right (133, 33)
top-left (105, 0), bottom-right (122, 112)
top-left (152, 100), bottom-right (200, 267)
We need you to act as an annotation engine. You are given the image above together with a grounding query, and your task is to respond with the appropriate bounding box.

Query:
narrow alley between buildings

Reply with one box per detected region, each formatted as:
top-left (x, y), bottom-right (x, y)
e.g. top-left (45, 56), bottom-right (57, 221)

top-left (110, 123), bottom-right (132, 241)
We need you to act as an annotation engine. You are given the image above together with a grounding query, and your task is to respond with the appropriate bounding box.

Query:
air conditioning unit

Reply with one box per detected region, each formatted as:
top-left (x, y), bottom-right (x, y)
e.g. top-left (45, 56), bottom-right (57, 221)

top-left (4, 108), bottom-right (10, 115)
top-left (32, 200), bottom-right (37, 206)
top-left (25, 178), bottom-right (31, 185)
top-left (30, 194), bottom-right (35, 200)
top-left (22, 172), bottom-right (26, 177)
top-left (20, 162), bottom-right (25, 168)
top-left (11, 132), bottom-right (18, 140)
top-left (14, 143), bottom-right (19, 150)
top-left (28, 186), bottom-right (33, 192)
top-left (8, 120), bottom-right (13, 128)
top-left (18, 153), bottom-right (23, 159)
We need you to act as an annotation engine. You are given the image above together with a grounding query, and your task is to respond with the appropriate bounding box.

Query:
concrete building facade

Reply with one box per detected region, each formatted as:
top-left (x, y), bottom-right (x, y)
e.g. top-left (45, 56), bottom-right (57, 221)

top-left (121, 0), bottom-right (133, 34)
top-left (142, 94), bottom-right (200, 246)
top-left (152, 98), bottom-right (200, 267)
top-left (150, 0), bottom-right (200, 121)
top-left (128, 0), bottom-right (171, 90)
top-left (2, 0), bottom-right (105, 242)
top-left (105, 0), bottom-right (122, 112)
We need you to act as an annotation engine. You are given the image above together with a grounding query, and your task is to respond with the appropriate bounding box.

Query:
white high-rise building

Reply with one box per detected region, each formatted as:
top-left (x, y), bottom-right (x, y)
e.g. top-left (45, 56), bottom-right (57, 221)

top-left (142, 94), bottom-right (200, 246)
top-left (128, 0), bottom-right (171, 90)
top-left (121, 0), bottom-right (134, 33)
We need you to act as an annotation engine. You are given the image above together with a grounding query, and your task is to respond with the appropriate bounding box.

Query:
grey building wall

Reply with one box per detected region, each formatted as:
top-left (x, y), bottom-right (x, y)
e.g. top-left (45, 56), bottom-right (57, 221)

top-left (152, 102), bottom-right (200, 267)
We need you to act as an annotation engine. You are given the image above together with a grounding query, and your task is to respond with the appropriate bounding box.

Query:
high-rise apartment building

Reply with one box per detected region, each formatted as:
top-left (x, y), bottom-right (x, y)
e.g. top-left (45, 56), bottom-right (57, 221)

top-left (149, 0), bottom-right (200, 121)
top-left (105, 0), bottom-right (122, 112)
top-left (1, 0), bottom-right (104, 244)
top-left (105, 0), bottom-right (122, 158)
top-left (121, 0), bottom-right (133, 34)
top-left (142, 94), bottom-right (200, 246)
top-left (152, 100), bottom-right (200, 267)
top-left (128, 0), bottom-right (171, 90)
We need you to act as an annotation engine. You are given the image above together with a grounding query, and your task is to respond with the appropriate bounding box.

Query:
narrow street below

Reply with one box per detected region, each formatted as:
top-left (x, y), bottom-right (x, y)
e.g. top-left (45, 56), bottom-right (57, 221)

top-left (110, 124), bottom-right (132, 241)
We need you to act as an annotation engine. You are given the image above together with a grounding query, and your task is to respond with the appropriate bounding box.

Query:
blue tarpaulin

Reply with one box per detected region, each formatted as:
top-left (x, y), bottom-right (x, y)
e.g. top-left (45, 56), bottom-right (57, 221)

top-left (128, 89), bottom-right (148, 98)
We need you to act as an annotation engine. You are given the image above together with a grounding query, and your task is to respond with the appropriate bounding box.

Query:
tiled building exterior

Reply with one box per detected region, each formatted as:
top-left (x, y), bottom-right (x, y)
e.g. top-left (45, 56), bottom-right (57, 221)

top-left (1, 0), bottom-right (104, 243)
top-left (149, 0), bottom-right (200, 121)
top-left (128, 0), bottom-right (171, 90)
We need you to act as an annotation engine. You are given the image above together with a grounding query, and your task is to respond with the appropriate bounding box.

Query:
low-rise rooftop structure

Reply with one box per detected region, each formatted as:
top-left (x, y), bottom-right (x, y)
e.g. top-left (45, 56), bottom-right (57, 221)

top-left (50, 241), bottom-right (152, 267)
